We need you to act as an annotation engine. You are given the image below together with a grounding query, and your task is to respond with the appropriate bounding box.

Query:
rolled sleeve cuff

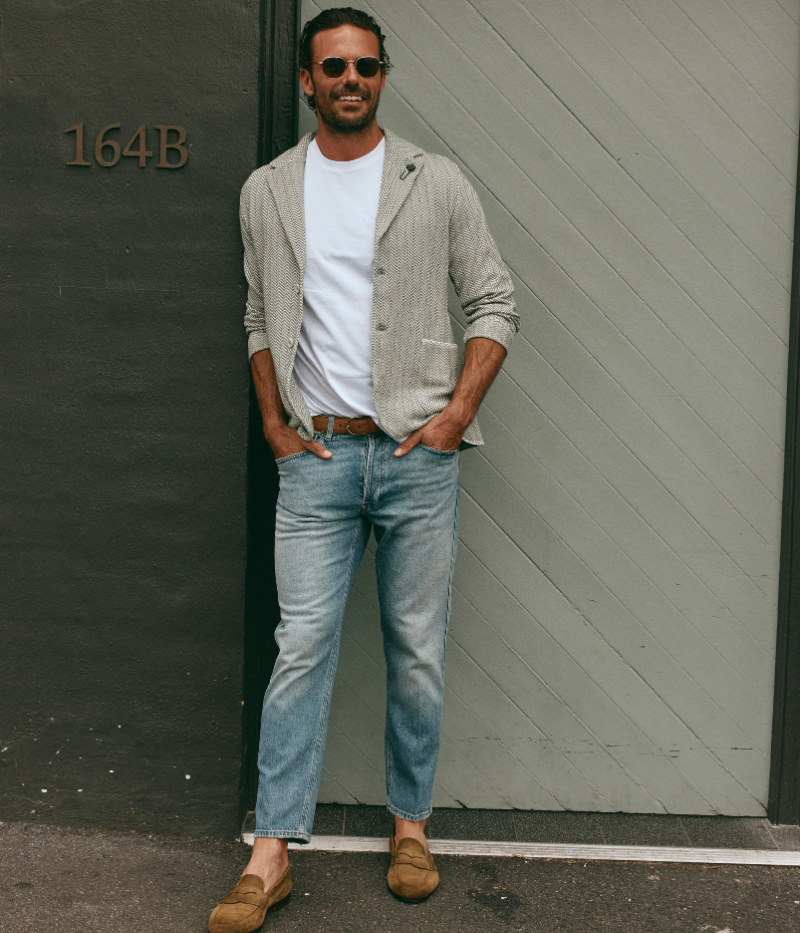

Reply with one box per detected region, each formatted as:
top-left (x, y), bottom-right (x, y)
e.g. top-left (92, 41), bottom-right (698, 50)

top-left (463, 315), bottom-right (517, 352)
top-left (247, 332), bottom-right (270, 359)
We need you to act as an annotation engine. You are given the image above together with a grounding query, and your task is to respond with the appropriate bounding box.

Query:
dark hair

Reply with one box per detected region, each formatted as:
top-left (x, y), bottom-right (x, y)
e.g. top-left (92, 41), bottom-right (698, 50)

top-left (298, 7), bottom-right (391, 111)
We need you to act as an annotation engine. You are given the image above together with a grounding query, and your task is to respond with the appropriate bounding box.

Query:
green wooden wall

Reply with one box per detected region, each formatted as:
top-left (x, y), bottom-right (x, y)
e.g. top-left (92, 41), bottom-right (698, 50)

top-left (304, 0), bottom-right (800, 816)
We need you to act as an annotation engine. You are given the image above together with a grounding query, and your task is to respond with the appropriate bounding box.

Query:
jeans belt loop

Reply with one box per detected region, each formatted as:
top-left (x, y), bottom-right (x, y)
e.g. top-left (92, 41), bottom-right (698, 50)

top-left (326, 415), bottom-right (335, 441)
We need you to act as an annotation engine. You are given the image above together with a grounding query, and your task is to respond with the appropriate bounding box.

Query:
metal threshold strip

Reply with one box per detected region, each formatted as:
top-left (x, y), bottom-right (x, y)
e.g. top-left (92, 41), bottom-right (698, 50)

top-left (242, 833), bottom-right (800, 866)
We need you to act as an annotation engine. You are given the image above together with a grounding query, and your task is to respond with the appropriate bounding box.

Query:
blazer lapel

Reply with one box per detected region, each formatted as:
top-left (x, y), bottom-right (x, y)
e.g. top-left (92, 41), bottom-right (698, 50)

top-left (375, 129), bottom-right (424, 244)
top-left (266, 133), bottom-right (312, 273)
top-left (266, 129), bottom-right (422, 266)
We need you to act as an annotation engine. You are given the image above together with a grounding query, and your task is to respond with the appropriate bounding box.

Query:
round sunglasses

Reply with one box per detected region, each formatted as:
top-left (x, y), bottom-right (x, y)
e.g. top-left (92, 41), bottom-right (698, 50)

top-left (312, 56), bottom-right (384, 78)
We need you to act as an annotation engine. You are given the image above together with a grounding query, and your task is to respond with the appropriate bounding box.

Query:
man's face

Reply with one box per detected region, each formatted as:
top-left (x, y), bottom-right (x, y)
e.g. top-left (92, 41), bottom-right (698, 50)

top-left (300, 24), bottom-right (386, 133)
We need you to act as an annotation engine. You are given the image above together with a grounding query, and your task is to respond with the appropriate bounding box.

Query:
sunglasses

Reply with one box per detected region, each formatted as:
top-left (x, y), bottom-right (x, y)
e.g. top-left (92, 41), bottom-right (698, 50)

top-left (313, 56), bottom-right (384, 78)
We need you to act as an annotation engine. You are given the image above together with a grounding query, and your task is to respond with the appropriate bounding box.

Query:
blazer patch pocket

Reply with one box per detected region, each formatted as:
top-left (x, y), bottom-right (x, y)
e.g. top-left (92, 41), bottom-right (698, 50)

top-left (419, 338), bottom-right (462, 407)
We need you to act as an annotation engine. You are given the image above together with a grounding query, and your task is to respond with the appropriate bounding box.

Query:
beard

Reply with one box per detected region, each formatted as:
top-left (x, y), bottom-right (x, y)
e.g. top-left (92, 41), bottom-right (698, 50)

top-left (314, 82), bottom-right (381, 133)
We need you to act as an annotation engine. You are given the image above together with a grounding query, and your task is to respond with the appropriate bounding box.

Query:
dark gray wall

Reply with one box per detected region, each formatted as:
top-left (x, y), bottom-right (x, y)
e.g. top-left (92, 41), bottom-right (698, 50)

top-left (0, 0), bottom-right (260, 836)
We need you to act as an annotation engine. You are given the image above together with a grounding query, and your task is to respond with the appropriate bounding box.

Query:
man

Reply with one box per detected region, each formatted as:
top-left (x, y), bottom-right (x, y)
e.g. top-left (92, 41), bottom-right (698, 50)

top-left (209, 7), bottom-right (518, 931)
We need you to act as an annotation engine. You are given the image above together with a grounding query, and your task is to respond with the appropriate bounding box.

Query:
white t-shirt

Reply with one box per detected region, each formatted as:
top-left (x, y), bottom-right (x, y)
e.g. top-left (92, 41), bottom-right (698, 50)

top-left (293, 136), bottom-right (386, 428)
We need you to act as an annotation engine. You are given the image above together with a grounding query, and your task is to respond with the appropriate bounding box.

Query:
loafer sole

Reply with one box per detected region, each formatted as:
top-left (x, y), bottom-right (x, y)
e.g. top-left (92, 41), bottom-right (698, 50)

top-left (387, 881), bottom-right (438, 904)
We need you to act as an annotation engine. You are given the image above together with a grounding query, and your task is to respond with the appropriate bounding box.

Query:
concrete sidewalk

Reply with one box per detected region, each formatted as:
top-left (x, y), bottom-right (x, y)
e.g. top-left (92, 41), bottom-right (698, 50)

top-left (2, 820), bottom-right (800, 932)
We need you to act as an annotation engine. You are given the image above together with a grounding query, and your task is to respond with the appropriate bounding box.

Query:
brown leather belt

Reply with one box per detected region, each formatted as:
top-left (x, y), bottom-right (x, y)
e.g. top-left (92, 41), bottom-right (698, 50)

top-left (311, 415), bottom-right (380, 435)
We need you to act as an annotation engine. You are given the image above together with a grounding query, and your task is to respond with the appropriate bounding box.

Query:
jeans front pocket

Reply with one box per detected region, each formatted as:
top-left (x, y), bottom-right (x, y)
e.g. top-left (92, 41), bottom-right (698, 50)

top-left (275, 450), bottom-right (310, 465)
top-left (418, 443), bottom-right (459, 455)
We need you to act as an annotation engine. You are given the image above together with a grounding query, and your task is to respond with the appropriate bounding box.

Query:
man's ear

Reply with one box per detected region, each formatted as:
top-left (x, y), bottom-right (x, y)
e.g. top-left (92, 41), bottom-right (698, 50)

top-left (299, 68), bottom-right (315, 99)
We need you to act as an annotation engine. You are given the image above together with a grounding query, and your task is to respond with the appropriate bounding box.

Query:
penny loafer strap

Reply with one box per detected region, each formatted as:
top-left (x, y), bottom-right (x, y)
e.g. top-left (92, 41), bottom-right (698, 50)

top-left (220, 875), bottom-right (269, 907)
top-left (220, 890), bottom-right (268, 907)
top-left (392, 851), bottom-right (431, 866)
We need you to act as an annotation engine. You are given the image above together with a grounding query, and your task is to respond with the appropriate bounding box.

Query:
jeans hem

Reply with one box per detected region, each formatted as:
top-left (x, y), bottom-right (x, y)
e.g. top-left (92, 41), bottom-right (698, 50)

top-left (387, 804), bottom-right (433, 822)
top-left (253, 830), bottom-right (311, 843)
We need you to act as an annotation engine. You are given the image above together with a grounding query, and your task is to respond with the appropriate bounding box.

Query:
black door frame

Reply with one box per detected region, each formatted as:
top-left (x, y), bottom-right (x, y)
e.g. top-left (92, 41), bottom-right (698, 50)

top-left (239, 0), bottom-right (301, 822)
top-left (769, 129), bottom-right (800, 826)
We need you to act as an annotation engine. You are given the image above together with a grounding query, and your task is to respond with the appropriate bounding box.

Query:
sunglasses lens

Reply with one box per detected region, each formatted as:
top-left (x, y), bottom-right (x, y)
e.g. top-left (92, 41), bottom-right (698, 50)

top-left (321, 57), bottom-right (347, 77)
top-left (356, 57), bottom-right (381, 77)
top-left (320, 57), bottom-right (381, 78)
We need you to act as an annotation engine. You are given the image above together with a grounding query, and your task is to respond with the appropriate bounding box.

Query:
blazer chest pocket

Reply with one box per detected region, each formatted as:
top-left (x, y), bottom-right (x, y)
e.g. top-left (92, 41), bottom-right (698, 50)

top-left (419, 338), bottom-right (462, 412)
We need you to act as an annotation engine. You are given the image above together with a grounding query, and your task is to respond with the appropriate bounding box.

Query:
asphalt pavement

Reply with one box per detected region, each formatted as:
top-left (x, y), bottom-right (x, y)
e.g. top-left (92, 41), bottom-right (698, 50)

top-left (2, 820), bottom-right (800, 932)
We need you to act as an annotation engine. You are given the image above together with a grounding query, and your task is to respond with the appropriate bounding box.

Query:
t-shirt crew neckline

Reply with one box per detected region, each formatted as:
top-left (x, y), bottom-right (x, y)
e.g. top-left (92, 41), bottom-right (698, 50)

top-left (308, 135), bottom-right (385, 171)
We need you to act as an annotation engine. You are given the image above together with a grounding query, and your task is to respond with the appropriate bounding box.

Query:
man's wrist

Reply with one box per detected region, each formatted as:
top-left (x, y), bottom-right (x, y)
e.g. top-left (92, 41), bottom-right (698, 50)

top-left (441, 398), bottom-right (474, 433)
top-left (262, 414), bottom-right (290, 438)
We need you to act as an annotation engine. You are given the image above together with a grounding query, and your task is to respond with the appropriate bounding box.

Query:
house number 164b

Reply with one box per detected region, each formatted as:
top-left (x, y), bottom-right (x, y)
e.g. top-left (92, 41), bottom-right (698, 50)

top-left (65, 123), bottom-right (188, 168)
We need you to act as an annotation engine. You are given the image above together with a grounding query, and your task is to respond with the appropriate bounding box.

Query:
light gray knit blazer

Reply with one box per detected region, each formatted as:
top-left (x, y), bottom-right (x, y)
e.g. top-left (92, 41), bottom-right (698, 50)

top-left (240, 128), bottom-right (519, 445)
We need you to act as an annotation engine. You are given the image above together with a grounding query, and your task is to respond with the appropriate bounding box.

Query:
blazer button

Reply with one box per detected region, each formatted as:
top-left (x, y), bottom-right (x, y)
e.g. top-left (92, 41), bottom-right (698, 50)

top-left (287, 338), bottom-right (293, 347)
top-left (295, 283), bottom-right (301, 293)
top-left (376, 323), bottom-right (387, 331)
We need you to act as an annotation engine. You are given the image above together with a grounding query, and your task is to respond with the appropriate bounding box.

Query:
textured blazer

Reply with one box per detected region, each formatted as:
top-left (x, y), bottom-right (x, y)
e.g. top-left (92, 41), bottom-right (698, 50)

top-left (240, 128), bottom-right (519, 445)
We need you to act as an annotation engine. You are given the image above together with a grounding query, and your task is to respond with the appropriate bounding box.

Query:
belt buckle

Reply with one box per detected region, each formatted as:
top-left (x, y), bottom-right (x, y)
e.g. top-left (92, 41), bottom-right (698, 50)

top-left (346, 417), bottom-right (358, 436)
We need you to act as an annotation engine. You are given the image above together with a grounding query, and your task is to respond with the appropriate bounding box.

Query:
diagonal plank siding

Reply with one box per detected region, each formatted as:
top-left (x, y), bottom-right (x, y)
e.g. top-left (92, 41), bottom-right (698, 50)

top-left (302, 0), bottom-right (800, 815)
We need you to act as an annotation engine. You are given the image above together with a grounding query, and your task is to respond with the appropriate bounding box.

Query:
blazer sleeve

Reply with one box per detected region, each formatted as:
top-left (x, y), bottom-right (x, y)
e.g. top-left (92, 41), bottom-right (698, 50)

top-left (240, 177), bottom-right (270, 359)
top-left (448, 168), bottom-right (519, 351)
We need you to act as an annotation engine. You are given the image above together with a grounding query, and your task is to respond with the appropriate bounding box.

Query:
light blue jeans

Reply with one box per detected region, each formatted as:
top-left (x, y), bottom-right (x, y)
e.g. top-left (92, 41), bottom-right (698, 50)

top-left (254, 430), bottom-right (460, 842)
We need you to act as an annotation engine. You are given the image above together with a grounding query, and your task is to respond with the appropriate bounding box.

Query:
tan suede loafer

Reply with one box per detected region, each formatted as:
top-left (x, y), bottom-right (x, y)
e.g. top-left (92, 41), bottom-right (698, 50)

top-left (208, 866), bottom-right (292, 933)
top-left (387, 831), bottom-right (439, 902)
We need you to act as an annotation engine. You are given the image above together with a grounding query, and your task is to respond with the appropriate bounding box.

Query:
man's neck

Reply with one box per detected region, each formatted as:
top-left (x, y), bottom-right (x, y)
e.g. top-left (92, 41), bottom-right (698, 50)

top-left (313, 120), bottom-right (384, 162)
